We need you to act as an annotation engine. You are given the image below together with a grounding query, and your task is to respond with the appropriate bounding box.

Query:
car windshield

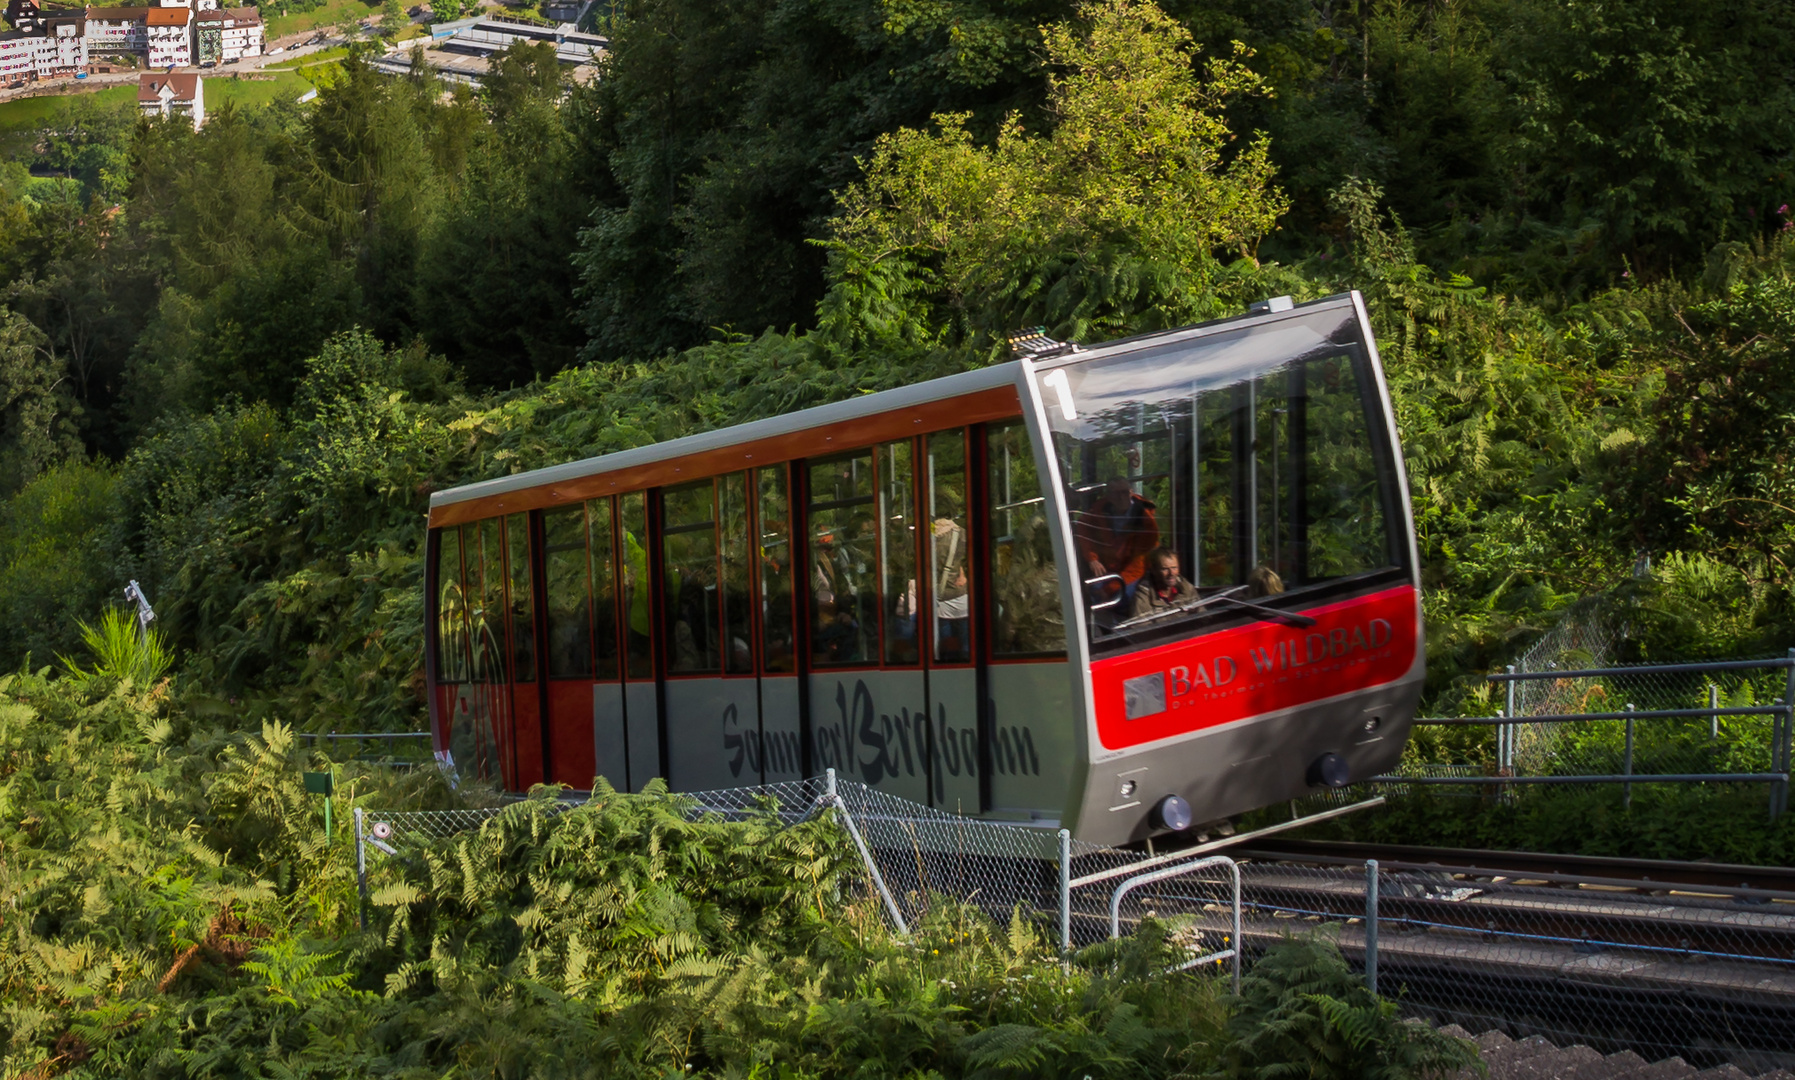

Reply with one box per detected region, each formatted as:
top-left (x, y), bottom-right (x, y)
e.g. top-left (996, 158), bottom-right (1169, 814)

top-left (1036, 302), bottom-right (1404, 649)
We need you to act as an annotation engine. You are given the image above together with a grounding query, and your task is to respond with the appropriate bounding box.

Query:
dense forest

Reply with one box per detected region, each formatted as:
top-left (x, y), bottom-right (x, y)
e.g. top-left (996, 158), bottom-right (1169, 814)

top-left (2, 0), bottom-right (1793, 720)
top-left (3, 0), bottom-right (1795, 1072)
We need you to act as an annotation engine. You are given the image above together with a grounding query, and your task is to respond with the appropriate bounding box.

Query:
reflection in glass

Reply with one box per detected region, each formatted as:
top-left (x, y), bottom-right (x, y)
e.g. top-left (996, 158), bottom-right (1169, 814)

top-left (927, 429), bottom-right (972, 664)
top-left (1041, 305), bottom-right (1399, 646)
top-left (505, 514), bottom-right (536, 682)
top-left (662, 481), bottom-right (720, 674)
top-left (808, 453), bottom-right (877, 665)
top-left (435, 527), bottom-right (470, 681)
top-left (621, 492), bottom-right (654, 680)
top-left (879, 441), bottom-right (918, 665)
top-left (588, 497), bottom-right (618, 680)
top-left (474, 518), bottom-right (507, 682)
top-left (986, 422), bottom-right (1066, 657)
top-left (757, 467), bottom-right (796, 673)
top-left (720, 472), bottom-right (754, 675)
top-left (543, 505), bottom-right (593, 678)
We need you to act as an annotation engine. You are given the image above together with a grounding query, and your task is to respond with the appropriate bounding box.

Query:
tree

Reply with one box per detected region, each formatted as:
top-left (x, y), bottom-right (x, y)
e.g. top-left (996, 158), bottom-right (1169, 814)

top-left (0, 308), bottom-right (82, 496)
top-left (571, 0), bottom-right (1077, 363)
top-left (379, 0), bottom-right (406, 38)
top-left (830, 0), bottom-right (1288, 342)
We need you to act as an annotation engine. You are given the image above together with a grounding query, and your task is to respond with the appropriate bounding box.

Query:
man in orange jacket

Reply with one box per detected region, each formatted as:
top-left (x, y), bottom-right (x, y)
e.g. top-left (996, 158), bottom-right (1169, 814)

top-left (1073, 475), bottom-right (1159, 604)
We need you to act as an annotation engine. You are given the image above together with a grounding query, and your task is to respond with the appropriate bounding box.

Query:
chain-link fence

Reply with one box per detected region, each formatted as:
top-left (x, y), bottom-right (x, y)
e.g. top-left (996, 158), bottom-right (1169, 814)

top-left (352, 771), bottom-right (1795, 1070)
top-left (1251, 854), bottom-right (1795, 1072)
top-left (1392, 654), bottom-right (1795, 818)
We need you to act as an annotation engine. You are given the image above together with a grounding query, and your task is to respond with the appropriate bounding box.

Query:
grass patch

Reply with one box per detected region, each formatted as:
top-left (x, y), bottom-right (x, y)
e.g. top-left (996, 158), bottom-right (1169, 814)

top-left (264, 0), bottom-right (377, 40)
top-left (205, 71), bottom-right (319, 106)
top-left (0, 86), bottom-right (135, 132)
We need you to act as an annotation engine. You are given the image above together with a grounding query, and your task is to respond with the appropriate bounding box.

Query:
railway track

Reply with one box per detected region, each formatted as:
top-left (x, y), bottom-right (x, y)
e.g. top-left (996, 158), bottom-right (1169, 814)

top-left (1081, 842), bottom-right (1795, 1068)
top-left (1233, 838), bottom-right (1795, 899)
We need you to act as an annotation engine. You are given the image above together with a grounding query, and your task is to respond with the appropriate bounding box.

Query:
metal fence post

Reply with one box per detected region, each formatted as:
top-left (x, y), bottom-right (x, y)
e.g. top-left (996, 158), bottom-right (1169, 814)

top-left (1058, 828), bottom-right (1072, 966)
top-left (1365, 858), bottom-right (1379, 996)
top-left (1624, 704), bottom-right (1636, 810)
top-left (820, 774), bottom-right (909, 936)
top-left (354, 807), bottom-right (368, 931)
top-left (826, 767), bottom-right (837, 799)
top-left (1781, 651), bottom-right (1795, 819)
top-left (1710, 683), bottom-right (1720, 740)
top-left (1505, 664), bottom-right (1517, 769)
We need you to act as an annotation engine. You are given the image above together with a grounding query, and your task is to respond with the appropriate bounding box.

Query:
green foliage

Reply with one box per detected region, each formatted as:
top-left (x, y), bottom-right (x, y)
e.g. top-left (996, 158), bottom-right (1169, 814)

top-left (62, 605), bottom-right (173, 686)
top-left (832, 0), bottom-right (1287, 344)
top-left (1217, 934), bottom-right (1483, 1080)
top-left (0, 461), bottom-right (114, 667)
top-left (0, 667), bottom-right (1478, 1079)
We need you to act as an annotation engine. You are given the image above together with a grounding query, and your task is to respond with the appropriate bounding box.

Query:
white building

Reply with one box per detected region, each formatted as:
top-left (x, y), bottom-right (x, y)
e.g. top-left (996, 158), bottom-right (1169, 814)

top-left (144, 4), bottom-right (188, 67)
top-left (138, 70), bottom-right (201, 125)
top-left (41, 14), bottom-right (85, 73)
top-left (0, 29), bottom-right (49, 81)
top-left (193, 4), bottom-right (259, 63)
top-left (83, 6), bottom-right (149, 54)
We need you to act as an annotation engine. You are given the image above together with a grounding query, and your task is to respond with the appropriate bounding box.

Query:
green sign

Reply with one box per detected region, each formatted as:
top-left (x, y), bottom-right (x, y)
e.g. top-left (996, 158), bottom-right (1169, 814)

top-left (303, 770), bottom-right (335, 796)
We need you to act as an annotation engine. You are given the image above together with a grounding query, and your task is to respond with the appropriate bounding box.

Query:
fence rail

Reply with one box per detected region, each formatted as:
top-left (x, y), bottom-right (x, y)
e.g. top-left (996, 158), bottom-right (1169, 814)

top-left (1386, 652), bottom-right (1795, 818)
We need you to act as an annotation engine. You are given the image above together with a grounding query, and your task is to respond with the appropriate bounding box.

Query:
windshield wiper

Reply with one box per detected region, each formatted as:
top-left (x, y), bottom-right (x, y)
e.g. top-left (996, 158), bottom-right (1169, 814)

top-left (1106, 584), bottom-right (1316, 636)
top-left (1204, 593), bottom-right (1317, 628)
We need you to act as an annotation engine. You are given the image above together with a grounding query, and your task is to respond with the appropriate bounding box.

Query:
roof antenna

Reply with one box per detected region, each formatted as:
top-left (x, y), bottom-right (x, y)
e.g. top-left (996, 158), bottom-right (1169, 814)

top-left (1007, 327), bottom-right (1079, 360)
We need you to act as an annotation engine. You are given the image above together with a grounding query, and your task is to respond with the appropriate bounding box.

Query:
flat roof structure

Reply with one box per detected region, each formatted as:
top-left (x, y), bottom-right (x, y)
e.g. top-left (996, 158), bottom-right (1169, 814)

top-left (373, 15), bottom-right (605, 85)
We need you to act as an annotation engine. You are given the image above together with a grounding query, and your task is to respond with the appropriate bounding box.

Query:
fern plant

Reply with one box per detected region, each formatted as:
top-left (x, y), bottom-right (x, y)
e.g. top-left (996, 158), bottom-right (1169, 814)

top-left (1213, 933), bottom-right (1483, 1080)
top-left (60, 605), bottom-right (173, 687)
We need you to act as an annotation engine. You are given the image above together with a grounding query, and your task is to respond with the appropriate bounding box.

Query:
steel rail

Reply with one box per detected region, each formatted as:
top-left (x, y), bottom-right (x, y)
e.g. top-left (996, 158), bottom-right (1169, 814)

top-left (1236, 838), bottom-right (1795, 898)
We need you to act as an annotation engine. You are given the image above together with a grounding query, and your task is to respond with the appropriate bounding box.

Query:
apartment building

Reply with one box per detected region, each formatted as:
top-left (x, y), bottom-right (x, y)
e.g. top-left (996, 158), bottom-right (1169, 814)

top-left (2, 0), bottom-right (258, 80)
top-left (84, 6), bottom-right (148, 53)
top-left (0, 30), bottom-right (49, 81)
top-left (192, 4), bottom-right (259, 63)
top-left (144, 5), bottom-right (189, 67)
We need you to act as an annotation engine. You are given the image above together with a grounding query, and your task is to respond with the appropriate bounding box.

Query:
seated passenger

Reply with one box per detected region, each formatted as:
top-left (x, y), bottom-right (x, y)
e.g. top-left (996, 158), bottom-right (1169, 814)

top-left (932, 500), bottom-right (970, 661)
top-left (1073, 474), bottom-right (1158, 602)
top-left (1130, 547), bottom-right (1196, 619)
top-left (1247, 565), bottom-right (1285, 598)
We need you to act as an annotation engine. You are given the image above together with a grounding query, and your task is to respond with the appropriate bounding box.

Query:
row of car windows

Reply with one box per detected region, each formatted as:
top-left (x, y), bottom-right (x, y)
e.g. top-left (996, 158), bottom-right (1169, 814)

top-left (433, 420), bottom-right (1069, 684)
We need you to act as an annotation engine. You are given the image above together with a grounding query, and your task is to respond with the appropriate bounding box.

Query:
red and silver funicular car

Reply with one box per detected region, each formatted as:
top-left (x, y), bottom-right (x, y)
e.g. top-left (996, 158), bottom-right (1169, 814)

top-left (425, 292), bottom-right (1422, 846)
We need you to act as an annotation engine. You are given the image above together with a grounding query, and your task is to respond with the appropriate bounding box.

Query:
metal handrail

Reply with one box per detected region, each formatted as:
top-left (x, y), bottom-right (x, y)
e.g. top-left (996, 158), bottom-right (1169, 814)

top-left (1489, 657), bottom-right (1795, 680)
top-left (1416, 706), bottom-right (1785, 725)
top-left (1109, 855), bottom-right (1241, 991)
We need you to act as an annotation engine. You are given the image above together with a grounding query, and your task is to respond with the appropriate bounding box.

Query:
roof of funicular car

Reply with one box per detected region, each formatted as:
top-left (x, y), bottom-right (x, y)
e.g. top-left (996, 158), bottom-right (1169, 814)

top-left (1025, 291), bottom-right (1361, 372)
top-left (426, 292), bottom-right (1367, 524)
top-left (429, 359), bottom-right (1027, 515)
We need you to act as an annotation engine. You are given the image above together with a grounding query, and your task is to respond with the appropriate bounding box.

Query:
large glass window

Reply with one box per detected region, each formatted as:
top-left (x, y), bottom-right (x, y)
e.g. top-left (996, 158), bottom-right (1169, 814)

top-left (473, 518), bottom-right (507, 682)
top-left (543, 505), bottom-right (592, 678)
top-left (757, 467), bottom-right (796, 673)
top-left (435, 527), bottom-right (471, 681)
top-left (505, 515), bottom-right (536, 682)
top-left (986, 422), bottom-right (1066, 657)
top-left (589, 497), bottom-right (619, 680)
top-left (879, 441), bottom-right (919, 666)
top-left (808, 452), bottom-right (878, 665)
top-left (719, 473), bottom-right (754, 675)
top-left (927, 430), bottom-right (972, 664)
top-left (621, 492), bottom-right (654, 680)
top-left (1039, 304), bottom-right (1401, 648)
top-left (662, 481), bottom-right (720, 674)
